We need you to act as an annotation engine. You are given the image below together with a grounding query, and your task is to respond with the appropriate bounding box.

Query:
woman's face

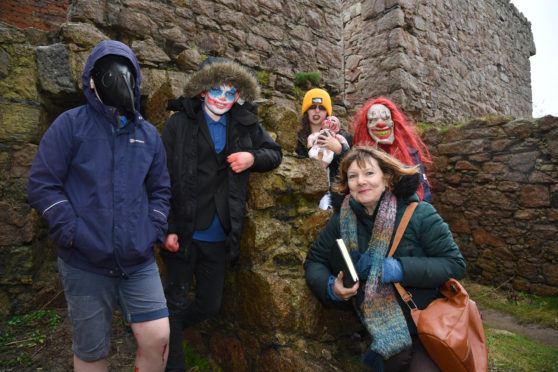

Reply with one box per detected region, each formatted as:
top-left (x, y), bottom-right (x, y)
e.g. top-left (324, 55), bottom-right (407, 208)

top-left (347, 156), bottom-right (387, 214)
top-left (307, 105), bottom-right (328, 128)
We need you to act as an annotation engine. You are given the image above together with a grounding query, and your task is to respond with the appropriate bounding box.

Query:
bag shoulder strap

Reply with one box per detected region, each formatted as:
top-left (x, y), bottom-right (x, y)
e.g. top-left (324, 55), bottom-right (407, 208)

top-left (388, 202), bottom-right (418, 308)
top-left (387, 202), bottom-right (418, 258)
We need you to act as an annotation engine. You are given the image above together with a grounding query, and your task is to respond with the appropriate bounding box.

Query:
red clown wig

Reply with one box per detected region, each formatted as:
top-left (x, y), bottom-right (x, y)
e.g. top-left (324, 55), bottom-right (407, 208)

top-left (350, 97), bottom-right (432, 199)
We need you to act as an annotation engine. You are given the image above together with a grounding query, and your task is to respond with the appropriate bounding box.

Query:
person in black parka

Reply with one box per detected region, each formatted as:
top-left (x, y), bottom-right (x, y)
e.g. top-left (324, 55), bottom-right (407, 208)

top-left (304, 146), bottom-right (465, 372)
top-left (161, 57), bottom-right (282, 371)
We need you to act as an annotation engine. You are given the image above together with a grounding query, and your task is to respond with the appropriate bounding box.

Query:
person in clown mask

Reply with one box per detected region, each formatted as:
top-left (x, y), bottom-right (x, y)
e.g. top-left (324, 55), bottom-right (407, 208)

top-left (350, 97), bottom-right (433, 202)
top-left (161, 57), bottom-right (282, 371)
top-left (27, 40), bottom-right (171, 371)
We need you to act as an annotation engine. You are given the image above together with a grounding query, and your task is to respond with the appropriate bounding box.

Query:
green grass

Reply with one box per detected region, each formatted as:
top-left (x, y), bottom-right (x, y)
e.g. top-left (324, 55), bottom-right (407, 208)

top-left (257, 70), bottom-right (270, 87)
top-left (182, 341), bottom-right (212, 371)
top-left (0, 310), bottom-right (61, 368)
top-left (464, 279), bottom-right (558, 330)
top-left (461, 279), bottom-right (558, 371)
top-left (294, 72), bottom-right (321, 89)
top-left (485, 325), bottom-right (558, 371)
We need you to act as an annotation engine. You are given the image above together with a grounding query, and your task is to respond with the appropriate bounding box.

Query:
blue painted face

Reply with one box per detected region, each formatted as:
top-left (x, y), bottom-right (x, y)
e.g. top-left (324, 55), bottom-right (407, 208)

top-left (204, 85), bottom-right (238, 117)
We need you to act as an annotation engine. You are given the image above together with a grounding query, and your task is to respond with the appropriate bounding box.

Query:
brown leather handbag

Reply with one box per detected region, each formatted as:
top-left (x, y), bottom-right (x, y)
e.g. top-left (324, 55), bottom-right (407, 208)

top-left (389, 202), bottom-right (488, 372)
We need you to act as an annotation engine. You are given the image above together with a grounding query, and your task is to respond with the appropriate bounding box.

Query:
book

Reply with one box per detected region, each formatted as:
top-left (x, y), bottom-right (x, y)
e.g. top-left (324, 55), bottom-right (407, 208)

top-left (329, 239), bottom-right (359, 288)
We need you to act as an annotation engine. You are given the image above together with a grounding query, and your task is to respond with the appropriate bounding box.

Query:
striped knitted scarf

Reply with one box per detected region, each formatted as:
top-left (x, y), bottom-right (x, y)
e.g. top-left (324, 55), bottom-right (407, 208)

top-left (340, 192), bottom-right (411, 360)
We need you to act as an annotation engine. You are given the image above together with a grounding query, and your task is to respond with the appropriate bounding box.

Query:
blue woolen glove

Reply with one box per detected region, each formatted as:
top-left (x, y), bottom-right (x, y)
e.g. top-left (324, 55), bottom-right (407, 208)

top-left (326, 275), bottom-right (343, 301)
top-left (354, 251), bottom-right (373, 279)
top-left (381, 257), bottom-right (403, 283)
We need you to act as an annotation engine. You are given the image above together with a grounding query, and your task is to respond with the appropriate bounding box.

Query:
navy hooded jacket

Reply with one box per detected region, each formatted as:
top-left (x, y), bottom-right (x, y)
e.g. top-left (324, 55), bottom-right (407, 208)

top-left (27, 40), bottom-right (171, 277)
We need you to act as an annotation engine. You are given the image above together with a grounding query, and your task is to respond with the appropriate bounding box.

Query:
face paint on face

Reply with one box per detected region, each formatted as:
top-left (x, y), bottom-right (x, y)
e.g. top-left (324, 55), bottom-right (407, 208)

top-left (367, 104), bottom-right (395, 145)
top-left (203, 85), bottom-right (238, 118)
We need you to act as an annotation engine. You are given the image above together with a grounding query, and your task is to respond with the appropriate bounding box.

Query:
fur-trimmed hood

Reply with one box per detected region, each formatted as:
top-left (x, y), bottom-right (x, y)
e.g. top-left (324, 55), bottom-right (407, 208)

top-left (183, 57), bottom-right (260, 103)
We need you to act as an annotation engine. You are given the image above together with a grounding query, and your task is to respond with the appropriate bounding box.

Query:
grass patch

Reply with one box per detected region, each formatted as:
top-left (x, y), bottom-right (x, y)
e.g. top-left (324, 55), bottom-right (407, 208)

top-left (294, 72), bottom-right (321, 90)
top-left (463, 279), bottom-right (558, 330)
top-left (0, 310), bottom-right (62, 368)
top-left (485, 325), bottom-right (558, 371)
top-left (257, 70), bottom-right (270, 87)
top-left (182, 341), bottom-right (212, 371)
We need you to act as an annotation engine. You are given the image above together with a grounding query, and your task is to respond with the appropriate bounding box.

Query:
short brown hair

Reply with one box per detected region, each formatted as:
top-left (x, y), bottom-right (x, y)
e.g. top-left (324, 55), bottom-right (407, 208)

top-left (332, 146), bottom-right (419, 194)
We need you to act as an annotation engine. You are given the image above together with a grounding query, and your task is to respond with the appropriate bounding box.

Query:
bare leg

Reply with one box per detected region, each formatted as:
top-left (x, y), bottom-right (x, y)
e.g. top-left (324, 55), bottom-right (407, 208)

top-left (73, 355), bottom-right (108, 372)
top-left (132, 317), bottom-right (170, 372)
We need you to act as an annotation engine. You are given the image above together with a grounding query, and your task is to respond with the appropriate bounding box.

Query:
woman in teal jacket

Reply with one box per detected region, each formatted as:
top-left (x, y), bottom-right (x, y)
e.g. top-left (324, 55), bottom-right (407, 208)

top-left (304, 146), bottom-right (465, 372)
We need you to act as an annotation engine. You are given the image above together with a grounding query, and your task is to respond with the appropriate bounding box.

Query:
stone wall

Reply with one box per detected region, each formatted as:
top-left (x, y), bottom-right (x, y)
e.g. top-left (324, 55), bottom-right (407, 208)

top-left (193, 156), bottom-right (367, 371)
top-left (0, 0), bottom-right (68, 30)
top-left (0, 0), bottom-right (554, 369)
top-left (424, 116), bottom-right (558, 296)
top-left (0, 0), bottom-right (346, 317)
top-left (343, 0), bottom-right (535, 123)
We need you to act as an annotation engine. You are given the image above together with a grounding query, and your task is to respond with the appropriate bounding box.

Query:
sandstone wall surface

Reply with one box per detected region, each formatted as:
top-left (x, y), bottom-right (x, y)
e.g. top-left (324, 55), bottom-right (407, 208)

top-left (424, 115), bottom-right (558, 297)
top-left (0, 0), bottom-right (553, 370)
top-left (343, 0), bottom-right (535, 123)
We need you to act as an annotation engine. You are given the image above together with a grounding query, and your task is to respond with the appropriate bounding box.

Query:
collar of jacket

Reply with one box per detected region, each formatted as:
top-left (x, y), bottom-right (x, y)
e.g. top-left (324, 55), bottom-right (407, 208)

top-left (90, 103), bottom-right (140, 133)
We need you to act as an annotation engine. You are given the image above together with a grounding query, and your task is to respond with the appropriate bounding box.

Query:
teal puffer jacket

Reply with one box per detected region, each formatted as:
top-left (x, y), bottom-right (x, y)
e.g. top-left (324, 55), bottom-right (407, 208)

top-left (304, 192), bottom-right (466, 331)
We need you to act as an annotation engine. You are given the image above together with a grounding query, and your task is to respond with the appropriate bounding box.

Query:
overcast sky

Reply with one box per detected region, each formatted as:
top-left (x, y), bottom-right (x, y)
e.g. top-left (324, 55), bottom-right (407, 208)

top-left (510, 0), bottom-right (558, 117)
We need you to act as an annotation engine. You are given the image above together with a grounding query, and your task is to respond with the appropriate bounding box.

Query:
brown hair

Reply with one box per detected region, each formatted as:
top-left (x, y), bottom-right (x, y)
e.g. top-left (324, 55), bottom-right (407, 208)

top-left (332, 146), bottom-right (419, 194)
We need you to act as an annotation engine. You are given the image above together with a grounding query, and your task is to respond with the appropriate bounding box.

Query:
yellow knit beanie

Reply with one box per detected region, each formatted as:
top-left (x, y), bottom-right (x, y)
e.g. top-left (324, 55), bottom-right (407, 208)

top-left (301, 88), bottom-right (332, 116)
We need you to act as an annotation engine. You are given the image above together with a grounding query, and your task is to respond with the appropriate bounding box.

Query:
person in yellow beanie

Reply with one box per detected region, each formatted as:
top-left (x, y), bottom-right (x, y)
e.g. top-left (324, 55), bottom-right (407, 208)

top-left (296, 88), bottom-right (352, 209)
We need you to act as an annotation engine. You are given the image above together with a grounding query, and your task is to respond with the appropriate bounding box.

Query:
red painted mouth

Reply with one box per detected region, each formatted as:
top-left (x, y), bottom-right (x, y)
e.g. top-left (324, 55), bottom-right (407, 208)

top-left (207, 96), bottom-right (233, 110)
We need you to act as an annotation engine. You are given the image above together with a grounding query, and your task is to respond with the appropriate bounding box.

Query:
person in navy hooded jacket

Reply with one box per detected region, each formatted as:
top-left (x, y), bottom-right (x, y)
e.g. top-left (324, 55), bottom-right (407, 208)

top-left (27, 40), bottom-right (171, 371)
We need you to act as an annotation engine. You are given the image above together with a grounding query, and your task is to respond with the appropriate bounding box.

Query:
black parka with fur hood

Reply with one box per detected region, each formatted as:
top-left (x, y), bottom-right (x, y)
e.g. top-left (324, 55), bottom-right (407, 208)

top-left (162, 58), bottom-right (282, 260)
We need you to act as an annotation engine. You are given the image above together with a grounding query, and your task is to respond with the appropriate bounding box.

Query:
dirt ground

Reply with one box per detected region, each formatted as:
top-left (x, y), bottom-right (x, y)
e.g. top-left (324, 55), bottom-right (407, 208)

top-left (477, 303), bottom-right (558, 349)
top-left (1, 304), bottom-right (557, 371)
top-left (1, 308), bottom-right (137, 372)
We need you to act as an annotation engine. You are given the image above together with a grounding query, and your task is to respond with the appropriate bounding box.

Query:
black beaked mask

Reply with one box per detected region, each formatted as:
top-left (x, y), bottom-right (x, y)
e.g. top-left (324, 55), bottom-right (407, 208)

top-left (91, 55), bottom-right (136, 115)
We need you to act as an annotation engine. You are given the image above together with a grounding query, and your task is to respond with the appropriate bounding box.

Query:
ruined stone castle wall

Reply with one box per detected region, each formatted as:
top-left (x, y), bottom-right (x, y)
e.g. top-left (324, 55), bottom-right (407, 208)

top-left (0, 0), bottom-right (555, 369)
top-left (424, 116), bottom-right (558, 297)
top-left (343, 0), bottom-right (535, 123)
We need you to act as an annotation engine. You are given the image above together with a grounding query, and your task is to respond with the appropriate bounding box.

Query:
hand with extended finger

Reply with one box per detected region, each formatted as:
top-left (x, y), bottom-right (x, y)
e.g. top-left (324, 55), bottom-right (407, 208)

top-left (227, 152), bottom-right (254, 173)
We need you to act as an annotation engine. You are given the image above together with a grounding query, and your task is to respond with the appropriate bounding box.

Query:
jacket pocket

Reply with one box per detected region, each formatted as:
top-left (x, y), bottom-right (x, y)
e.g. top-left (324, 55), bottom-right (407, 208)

top-left (127, 216), bottom-right (157, 263)
top-left (73, 209), bottom-right (113, 266)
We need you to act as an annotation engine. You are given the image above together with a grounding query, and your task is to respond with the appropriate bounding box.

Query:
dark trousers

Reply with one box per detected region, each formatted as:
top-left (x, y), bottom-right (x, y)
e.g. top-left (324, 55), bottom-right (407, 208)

top-left (163, 239), bottom-right (227, 372)
top-left (383, 336), bottom-right (441, 372)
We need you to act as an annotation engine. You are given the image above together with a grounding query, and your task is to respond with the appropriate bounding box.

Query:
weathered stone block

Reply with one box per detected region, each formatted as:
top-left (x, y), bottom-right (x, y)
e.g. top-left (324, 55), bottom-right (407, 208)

top-left (36, 43), bottom-right (78, 96)
top-left (0, 102), bottom-right (42, 144)
top-left (519, 185), bottom-right (549, 208)
top-left (132, 38), bottom-right (171, 64)
top-left (0, 45), bottom-right (38, 101)
top-left (209, 331), bottom-right (249, 371)
top-left (60, 22), bottom-right (108, 48)
top-left (502, 119), bottom-right (533, 139)
top-left (236, 270), bottom-right (295, 331)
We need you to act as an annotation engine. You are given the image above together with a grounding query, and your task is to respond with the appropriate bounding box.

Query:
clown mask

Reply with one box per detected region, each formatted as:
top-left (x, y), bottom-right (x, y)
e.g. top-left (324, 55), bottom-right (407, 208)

top-left (366, 104), bottom-right (394, 145)
top-left (202, 85), bottom-right (239, 119)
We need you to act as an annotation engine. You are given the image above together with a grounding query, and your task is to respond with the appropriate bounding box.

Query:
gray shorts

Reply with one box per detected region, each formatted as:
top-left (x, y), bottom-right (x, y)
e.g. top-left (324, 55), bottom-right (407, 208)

top-left (57, 258), bottom-right (168, 361)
